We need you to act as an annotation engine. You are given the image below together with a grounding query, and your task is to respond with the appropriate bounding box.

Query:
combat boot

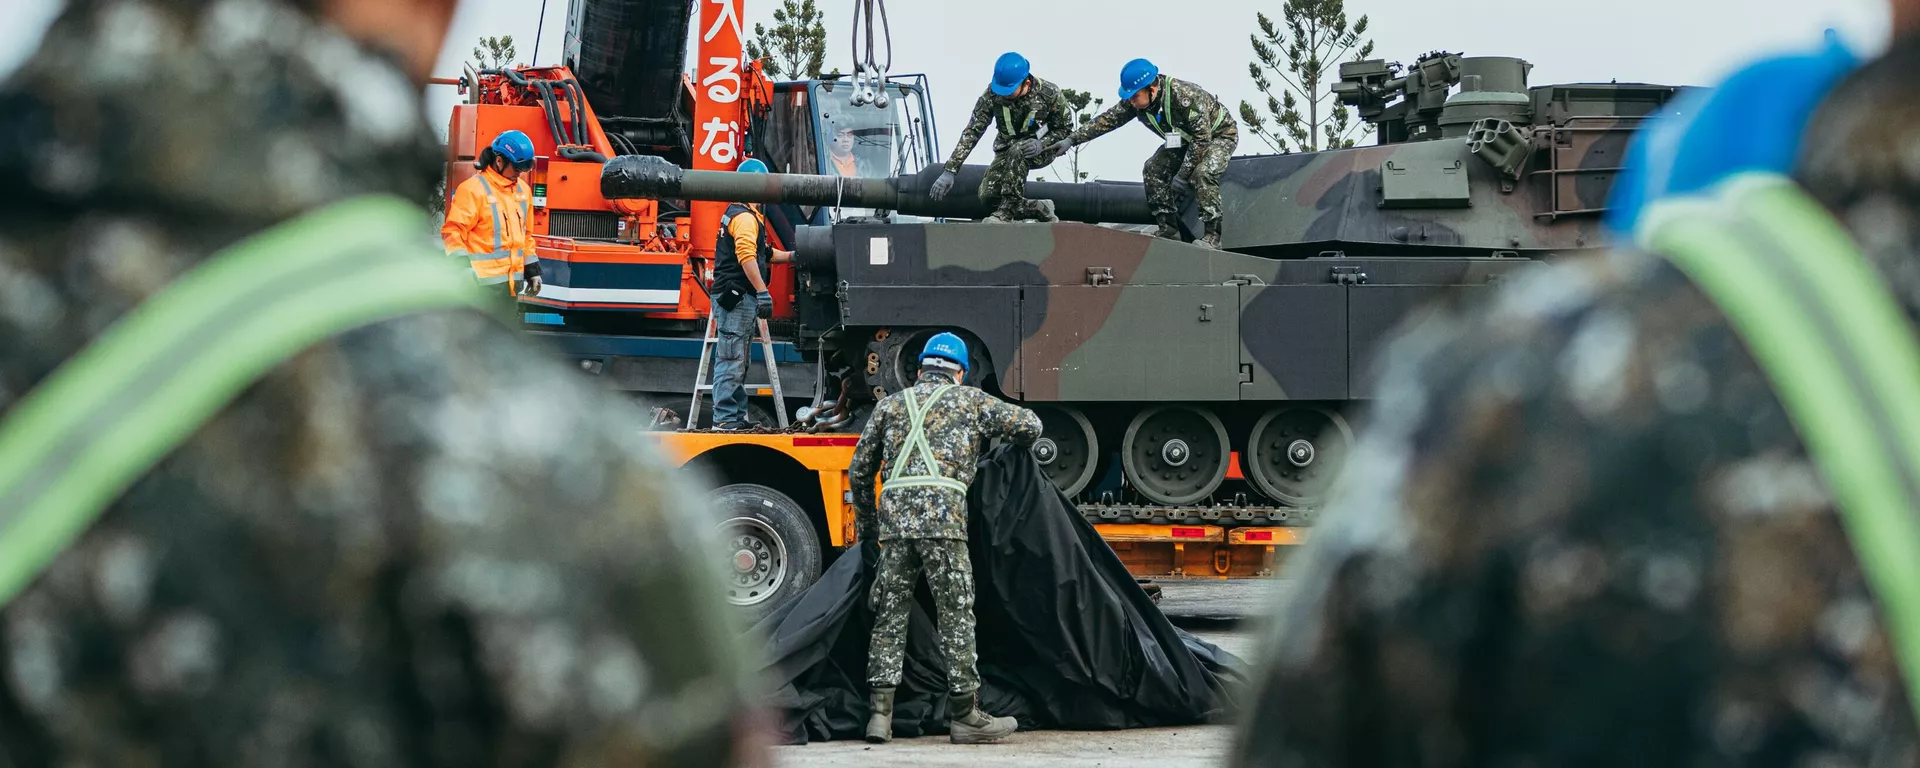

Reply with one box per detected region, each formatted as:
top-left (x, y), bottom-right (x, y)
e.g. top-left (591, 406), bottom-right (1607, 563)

top-left (1196, 219), bottom-right (1223, 249)
top-left (865, 687), bottom-right (895, 743)
top-left (1023, 198), bottom-right (1059, 223)
top-left (948, 690), bottom-right (1017, 744)
top-left (983, 203), bottom-right (1022, 224)
top-left (1152, 213), bottom-right (1183, 241)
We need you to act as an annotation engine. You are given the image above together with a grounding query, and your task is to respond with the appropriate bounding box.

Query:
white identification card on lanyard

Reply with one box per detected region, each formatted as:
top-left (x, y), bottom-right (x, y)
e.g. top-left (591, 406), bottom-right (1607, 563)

top-left (1164, 134), bottom-right (1184, 150)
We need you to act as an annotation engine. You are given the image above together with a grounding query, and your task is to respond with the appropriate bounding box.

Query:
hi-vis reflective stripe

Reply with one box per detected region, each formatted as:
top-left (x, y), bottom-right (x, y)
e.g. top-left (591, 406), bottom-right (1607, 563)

top-left (1637, 172), bottom-right (1920, 730)
top-left (1144, 81), bottom-right (1226, 141)
top-left (1000, 104), bottom-right (1037, 135)
top-left (882, 384), bottom-right (969, 494)
top-left (0, 196), bottom-right (483, 607)
top-left (472, 178), bottom-right (536, 285)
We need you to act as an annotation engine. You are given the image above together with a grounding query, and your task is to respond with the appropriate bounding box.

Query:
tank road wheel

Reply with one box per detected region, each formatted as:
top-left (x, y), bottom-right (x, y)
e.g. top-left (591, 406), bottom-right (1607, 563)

top-left (869, 328), bottom-right (990, 396)
top-left (1032, 405), bottom-right (1099, 497)
top-left (711, 483), bottom-right (822, 619)
top-left (866, 328), bottom-right (915, 396)
top-left (1121, 406), bottom-right (1230, 506)
top-left (1246, 407), bottom-right (1355, 507)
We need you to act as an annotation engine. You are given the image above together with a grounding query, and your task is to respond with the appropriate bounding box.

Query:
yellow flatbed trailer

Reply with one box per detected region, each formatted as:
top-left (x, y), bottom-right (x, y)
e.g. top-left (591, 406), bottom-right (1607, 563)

top-left (646, 431), bottom-right (1306, 615)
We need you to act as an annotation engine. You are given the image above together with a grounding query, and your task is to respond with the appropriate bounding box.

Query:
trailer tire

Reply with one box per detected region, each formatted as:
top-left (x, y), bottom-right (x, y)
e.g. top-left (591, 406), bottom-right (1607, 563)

top-left (712, 483), bottom-right (822, 619)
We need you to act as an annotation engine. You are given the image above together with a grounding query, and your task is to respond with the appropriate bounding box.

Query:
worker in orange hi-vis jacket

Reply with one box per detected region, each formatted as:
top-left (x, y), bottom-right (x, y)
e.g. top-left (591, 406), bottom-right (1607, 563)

top-left (442, 129), bottom-right (541, 300)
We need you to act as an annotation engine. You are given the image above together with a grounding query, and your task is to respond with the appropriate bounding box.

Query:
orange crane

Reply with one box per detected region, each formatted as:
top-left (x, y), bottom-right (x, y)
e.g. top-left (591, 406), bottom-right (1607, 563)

top-left (441, 0), bottom-right (778, 322)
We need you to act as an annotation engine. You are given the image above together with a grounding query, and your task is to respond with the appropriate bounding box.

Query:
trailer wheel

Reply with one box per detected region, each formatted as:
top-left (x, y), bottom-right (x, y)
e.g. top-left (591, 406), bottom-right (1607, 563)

top-left (711, 483), bottom-right (822, 618)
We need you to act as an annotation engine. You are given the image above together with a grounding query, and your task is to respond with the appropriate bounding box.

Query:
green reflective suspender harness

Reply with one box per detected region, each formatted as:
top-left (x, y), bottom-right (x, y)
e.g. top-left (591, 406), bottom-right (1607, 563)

top-left (0, 196), bottom-right (484, 607)
top-left (1142, 79), bottom-right (1226, 142)
top-left (1638, 171), bottom-right (1920, 728)
top-left (882, 384), bottom-right (970, 496)
top-left (998, 105), bottom-right (1035, 136)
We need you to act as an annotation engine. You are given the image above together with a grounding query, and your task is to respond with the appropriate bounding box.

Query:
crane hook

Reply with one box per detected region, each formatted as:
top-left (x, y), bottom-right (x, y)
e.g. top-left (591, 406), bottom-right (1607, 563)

top-left (847, 0), bottom-right (893, 109)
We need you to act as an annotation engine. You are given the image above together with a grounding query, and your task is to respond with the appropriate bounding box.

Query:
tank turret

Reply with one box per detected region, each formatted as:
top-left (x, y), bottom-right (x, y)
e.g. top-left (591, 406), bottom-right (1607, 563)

top-left (1439, 57), bottom-right (1535, 136)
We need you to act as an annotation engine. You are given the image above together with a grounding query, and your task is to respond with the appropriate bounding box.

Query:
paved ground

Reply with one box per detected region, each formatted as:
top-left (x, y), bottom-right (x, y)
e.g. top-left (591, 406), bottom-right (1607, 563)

top-left (1155, 578), bottom-right (1286, 625)
top-left (770, 720), bottom-right (1237, 767)
top-left (771, 579), bottom-right (1282, 767)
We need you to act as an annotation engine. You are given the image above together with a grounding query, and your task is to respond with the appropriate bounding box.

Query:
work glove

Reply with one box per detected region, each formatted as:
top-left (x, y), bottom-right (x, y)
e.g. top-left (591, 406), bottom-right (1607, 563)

top-left (929, 170), bottom-right (957, 200)
top-left (1047, 137), bottom-right (1075, 156)
top-left (520, 262), bottom-right (544, 296)
top-left (1013, 138), bottom-right (1044, 159)
top-left (1171, 175), bottom-right (1194, 200)
top-left (755, 290), bottom-right (773, 319)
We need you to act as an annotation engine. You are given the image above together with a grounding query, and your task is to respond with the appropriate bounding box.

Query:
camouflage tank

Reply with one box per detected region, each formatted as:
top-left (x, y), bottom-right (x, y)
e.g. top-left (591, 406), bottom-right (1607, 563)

top-left (603, 51), bottom-right (1684, 515)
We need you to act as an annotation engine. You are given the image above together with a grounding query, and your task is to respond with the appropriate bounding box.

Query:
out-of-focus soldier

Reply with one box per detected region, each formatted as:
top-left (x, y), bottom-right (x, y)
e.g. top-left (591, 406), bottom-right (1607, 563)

top-left (1231, 9), bottom-right (1920, 767)
top-left (0, 0), bottom-right (764, 765)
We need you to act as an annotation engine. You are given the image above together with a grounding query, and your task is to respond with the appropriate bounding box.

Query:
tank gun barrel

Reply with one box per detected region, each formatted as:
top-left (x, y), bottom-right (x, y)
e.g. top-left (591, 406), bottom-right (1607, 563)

top-left (601, 155), bottom-right (1155, 225)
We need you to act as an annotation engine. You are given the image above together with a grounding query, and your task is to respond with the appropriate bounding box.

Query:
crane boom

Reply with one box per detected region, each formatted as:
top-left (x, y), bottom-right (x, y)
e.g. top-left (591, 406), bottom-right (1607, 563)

top-left (564, 0), bottom-right (693, 121)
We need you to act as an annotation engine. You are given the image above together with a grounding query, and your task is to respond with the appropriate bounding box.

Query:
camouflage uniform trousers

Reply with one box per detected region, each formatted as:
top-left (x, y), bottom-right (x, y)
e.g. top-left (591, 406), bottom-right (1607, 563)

top-left (867, 537), bottom-right (981, 695)
top-left (1142, 129), bottom-right (1238, 241)
top-left (980, 146), bottom-right (1062, 221)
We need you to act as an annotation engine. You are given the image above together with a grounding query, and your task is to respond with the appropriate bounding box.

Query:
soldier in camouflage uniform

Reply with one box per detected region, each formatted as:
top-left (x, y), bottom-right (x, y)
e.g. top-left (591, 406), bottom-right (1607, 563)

top-left (1053, 58), bottom-right (1238, 248)
top-left (1231, 23), bottom-right (1920, 768)
top-left (0, 0), bottom-right (761, 765)
top-left (929, 52), bottom-right (1073, 223)
top-left (847, 332), bottom-right (1041, 744)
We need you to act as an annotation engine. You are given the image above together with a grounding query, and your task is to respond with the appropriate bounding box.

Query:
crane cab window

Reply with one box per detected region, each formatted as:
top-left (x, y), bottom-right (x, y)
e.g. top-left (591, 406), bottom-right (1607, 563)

top-left (813, 78), bottom-right (935, 179)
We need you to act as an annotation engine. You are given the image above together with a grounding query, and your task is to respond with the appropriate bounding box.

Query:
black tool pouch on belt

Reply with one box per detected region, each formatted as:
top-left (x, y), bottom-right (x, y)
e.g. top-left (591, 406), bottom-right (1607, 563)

top-left (717, 287), bottom-right (744, 312)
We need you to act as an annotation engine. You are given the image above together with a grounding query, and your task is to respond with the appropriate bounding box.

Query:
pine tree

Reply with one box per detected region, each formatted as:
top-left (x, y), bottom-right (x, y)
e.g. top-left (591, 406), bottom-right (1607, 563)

top-left (472, 35), bottom-right (517, 71)
top-left (746, 0), bottom-right (828, 79)
top-left (1237, 1), bottom-right (1375, 154)
top-left (438, 34), bottom-right (518, 217)
top-left (1039, 88), bottom-right (1104, 183)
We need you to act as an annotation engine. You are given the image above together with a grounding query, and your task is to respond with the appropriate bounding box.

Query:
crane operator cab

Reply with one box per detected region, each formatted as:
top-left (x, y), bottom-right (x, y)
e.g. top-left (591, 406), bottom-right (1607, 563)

top-left (758, 74), bottom-right (940, 225)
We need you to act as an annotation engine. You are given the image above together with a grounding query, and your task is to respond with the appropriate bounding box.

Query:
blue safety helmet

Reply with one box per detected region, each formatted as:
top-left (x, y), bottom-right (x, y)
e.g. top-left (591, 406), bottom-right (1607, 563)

top-left (489, 129), bottom-right (536, 171)
top-left (1603, 29), bottom-right (1859, 237)
top-left (990, 52), bottom-right (1030, 97)
top-left (920, 332), bottom-right (969, 373)
top-left (1118, 58), bottom-right (1160, 100)
top-left (736, 158), bottom-right (769, 173)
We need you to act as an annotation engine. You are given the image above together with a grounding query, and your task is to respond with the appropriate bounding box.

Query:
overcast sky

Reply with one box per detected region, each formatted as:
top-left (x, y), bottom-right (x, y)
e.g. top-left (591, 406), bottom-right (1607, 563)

top-left (0, 0), bottom-right (1893, 181)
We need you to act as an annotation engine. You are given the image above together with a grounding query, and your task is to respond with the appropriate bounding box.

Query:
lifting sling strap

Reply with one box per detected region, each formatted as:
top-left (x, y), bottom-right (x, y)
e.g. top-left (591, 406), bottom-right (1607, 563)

top-left (1638, 171), bottom-right (1920, 729)
top-left (0, 195), bottom-right (484, 607)
top-left (882, 384), bottom-right (969, 495)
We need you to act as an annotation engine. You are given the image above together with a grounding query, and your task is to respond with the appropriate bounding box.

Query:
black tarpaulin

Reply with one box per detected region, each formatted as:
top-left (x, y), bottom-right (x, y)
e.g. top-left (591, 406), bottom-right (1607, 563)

top-left (750, 445), bottom-right (1249, 744)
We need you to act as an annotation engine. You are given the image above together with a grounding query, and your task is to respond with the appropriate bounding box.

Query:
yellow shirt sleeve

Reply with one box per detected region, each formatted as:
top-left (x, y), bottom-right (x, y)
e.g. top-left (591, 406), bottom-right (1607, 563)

top-left (727, 210), bottom-right (761, 267)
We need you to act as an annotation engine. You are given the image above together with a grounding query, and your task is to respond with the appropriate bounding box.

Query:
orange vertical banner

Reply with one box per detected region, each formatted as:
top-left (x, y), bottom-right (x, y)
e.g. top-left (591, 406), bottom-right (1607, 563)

top-left (691, 0), bottom-right (746, 264)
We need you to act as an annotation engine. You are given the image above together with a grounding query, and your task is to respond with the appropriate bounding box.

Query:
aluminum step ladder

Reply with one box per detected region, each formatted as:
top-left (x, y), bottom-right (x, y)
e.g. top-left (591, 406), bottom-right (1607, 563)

top-left (687, 310), bottom-right (789, 429)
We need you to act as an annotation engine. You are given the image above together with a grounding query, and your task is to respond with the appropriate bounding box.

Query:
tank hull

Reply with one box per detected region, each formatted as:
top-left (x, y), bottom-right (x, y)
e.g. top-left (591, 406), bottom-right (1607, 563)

top-left (546, 57), bottom-right (1686, 512)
